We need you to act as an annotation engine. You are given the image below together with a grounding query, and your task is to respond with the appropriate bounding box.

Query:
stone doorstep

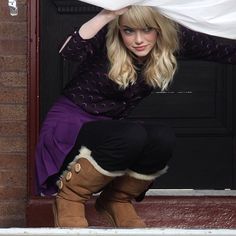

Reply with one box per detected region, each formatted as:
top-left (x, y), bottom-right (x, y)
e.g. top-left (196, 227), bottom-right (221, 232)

top-left (0, 228), bottom-right (236, 236)
top-left (26, 193), bottom-right (236, 228)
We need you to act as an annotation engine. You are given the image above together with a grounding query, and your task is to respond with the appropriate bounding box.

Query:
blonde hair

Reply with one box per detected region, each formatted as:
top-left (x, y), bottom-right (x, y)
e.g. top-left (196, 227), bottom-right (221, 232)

top-left (106, 6), bottom-right (179, 90)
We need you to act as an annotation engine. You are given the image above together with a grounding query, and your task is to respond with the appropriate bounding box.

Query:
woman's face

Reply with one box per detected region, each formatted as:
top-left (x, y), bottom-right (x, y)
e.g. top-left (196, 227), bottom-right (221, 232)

top-left (119, 16), bottom-right (158, 60)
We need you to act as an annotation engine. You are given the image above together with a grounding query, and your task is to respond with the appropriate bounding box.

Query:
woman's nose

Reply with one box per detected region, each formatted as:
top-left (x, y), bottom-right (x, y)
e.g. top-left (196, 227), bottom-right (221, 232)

top-left (134, 31), bottom-right (144, 44)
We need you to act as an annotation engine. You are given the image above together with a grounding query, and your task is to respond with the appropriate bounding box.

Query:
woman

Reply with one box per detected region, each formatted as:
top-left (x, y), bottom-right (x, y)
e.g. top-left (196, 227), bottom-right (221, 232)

top-left (35, 6), bottom-right (236, 228)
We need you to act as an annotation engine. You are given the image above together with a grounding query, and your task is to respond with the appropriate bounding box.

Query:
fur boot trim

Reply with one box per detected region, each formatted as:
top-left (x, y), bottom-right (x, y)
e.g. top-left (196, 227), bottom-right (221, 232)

top-left (126, 166), bottom-right (169, 181)
top-left (75, 146), bottom-right (125, 177)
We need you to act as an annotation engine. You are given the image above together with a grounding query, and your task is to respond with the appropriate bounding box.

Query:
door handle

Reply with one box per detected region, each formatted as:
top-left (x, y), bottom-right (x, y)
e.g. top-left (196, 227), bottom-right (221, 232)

top-left (8, 0), bottom-right (18, 16)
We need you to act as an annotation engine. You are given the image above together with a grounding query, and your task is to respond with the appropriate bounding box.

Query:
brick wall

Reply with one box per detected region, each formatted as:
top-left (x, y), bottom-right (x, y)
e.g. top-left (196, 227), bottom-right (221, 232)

top-left (0, 0), bottom-right (27, 227)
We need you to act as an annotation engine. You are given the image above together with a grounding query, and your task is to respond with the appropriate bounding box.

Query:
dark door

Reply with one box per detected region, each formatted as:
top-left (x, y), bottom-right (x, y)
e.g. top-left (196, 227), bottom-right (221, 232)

top-left (40, 0), bottom-right (236, 189)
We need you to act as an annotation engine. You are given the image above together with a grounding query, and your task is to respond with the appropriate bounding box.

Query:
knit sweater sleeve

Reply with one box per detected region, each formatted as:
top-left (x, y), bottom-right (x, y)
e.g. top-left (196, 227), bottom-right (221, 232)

top-left (59, 26), bottom-right (107, 63)
top-left (178, 26), bottom-right (236, 64)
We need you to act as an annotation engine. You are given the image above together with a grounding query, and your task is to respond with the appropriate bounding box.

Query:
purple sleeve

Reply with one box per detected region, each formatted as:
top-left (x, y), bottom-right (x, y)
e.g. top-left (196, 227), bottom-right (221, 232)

top-left (59, 26), bottom-right (107, 63)
top-left (179, 26), bottom-right (236, 64)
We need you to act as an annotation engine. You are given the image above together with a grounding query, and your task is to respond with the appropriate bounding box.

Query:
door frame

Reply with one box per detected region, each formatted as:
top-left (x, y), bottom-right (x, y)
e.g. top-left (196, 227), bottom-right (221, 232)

top-left (28, 0), bottom-right (40, 198)
top-left (27, 0), bottom-right (236, 227)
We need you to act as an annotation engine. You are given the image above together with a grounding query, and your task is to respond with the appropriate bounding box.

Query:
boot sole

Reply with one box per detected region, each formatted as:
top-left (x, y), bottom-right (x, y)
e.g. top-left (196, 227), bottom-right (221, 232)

top-left (95, 198), bottom-right (147, 228)
top-left (52, 199), bottom-right (89, 227)
top-left (95, 198), bottom-right (117, 227)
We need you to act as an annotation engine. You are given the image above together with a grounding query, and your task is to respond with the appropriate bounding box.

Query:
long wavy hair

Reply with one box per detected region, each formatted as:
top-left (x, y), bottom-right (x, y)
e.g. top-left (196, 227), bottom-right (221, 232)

top-left (106, 6), bottom-right (179, 90)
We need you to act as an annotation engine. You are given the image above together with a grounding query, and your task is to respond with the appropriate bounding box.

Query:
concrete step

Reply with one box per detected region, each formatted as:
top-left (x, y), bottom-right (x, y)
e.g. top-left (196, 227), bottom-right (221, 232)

top-left (26, 194), bottom-right (236, 228)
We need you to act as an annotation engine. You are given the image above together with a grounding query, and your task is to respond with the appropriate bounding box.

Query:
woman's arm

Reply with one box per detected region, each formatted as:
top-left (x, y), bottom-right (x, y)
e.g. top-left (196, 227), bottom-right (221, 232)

top-left (179, 26), bottom-right (236, 64)
top-left (79, 8), bottom-right (128, 39)
top-left (59, 8), bottom-right (129, 62)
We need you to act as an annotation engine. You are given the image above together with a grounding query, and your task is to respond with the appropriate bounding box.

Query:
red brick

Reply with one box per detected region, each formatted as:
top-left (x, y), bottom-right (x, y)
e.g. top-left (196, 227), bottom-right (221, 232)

top-left (0, 121), bottom-right (26, 136)
top-left (0, 87), bottom-right (26, 103)
top-left (0, 0), bottom-right (27, 228)
top-left (18, 0), bottom-right (27, 3)
top-left (0, 55), bottom-right (26, 72)
top-left (0, 201), bottom-right (25, 217)
top-left (0, 217), bottom-right (25, 227)
top-left (0, 22), bottom-right (27, 39)
top-left (0, 186), bottom-right (26, 200)
top-left (0, 104), bottom-right (26, 120)
top-left (0, 3), bottom-right (27, 22)
top-left (0, 169), bottom-right (26, 187)
top-left (0, 39), bottom-right (26, 55)
top-left (0, 72), bottom-right (27, 87)
top-left (0, 0), bottom-right (27, 8)
top-left (0, 137), bottom-right (26, 152)
top-left (0, 153), bottom-right (26, 169)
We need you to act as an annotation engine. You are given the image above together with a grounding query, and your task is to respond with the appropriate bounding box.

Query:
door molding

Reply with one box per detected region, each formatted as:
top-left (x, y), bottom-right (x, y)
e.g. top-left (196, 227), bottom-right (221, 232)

top-left (53, 0), bottom-right (100, 13)
top-left (28, 0), bottom-right (39, 197)
top-left (27, 0), bottom-right (236, 227)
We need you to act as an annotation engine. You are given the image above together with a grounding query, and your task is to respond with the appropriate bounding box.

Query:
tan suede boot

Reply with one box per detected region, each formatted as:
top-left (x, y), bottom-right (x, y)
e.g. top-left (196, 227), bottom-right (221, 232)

top-left (95, 175), bottom-right (152, 228)
top-left (53, 158), bottom-right (113, 227)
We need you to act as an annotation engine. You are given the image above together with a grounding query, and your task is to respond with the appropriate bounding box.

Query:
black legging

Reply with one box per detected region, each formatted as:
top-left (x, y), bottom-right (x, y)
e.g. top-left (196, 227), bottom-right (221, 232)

top-left (60, 120), bottom-right (176, 175)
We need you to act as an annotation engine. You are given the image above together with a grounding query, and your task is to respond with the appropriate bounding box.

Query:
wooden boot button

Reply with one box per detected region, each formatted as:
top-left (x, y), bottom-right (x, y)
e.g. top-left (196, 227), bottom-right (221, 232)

top-left (65, 171), bottom-right (72, 181)
top-left (74, 163), bottom-right (81, 173)
top-left (57, 180), bottom-right (63, 190)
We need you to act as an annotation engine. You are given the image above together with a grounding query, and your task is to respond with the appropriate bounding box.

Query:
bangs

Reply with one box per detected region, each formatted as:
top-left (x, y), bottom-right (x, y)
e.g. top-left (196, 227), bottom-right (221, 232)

top-left (119, 6), bottom-right (158, 29)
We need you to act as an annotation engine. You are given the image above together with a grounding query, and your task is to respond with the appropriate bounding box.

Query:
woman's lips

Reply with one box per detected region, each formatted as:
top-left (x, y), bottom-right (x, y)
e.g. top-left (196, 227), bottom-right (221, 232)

top-left (134, 46), bottom-right (147, 51)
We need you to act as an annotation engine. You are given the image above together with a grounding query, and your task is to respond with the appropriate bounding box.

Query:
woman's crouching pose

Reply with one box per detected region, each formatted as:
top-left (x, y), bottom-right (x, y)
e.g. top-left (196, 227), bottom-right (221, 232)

top-left (35, 5), bottom-right (236, 228)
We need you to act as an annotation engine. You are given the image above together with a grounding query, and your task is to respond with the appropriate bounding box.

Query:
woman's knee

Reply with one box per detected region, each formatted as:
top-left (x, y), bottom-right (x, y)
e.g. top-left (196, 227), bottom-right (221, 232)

top-left (78, 120), bottom-right (148, 158)
top-left (123, 123), bottom-right (147, 149)
top-left (148, 124), bottom-right (176, 152)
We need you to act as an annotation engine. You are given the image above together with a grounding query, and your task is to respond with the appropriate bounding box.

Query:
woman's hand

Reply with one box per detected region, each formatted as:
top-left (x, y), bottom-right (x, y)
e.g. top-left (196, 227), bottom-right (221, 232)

top-left (101, 7), bottom-right (130, 21)
top-left (113, 7), bottom-right (130, 16)
top-left (79, 7), bottom-right (130, 39)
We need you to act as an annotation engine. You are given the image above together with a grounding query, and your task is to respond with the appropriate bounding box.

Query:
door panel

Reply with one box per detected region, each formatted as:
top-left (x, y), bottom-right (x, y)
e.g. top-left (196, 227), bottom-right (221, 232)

top-left (40, 0), bottom-right (236, 189)
top-left (157, 137), bottom-right (233, 189)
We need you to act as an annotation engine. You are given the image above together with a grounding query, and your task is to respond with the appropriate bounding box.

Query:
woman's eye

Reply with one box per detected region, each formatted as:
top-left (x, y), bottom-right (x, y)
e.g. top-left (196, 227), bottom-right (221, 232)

top-left (143, 27), bottom-right (154, 33)
top-left (123, 28), bottom-right (134, 34)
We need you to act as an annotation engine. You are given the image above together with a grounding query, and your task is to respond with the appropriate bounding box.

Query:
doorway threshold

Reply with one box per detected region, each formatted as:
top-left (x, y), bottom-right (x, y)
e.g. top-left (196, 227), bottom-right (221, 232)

top-left (1, 228), bottom-right (236, 236)
top-left (146, 189), bottom-right (236, 196)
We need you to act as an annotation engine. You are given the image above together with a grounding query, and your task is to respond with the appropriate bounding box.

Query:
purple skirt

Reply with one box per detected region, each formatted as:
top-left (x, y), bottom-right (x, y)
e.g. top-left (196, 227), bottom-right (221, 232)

top-left (35, 96), bottom-right (110, 196)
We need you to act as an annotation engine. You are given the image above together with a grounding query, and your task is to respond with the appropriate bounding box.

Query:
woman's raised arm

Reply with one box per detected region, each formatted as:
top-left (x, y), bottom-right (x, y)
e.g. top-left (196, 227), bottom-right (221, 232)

top-left (79, 8), bottom-right (128, 39)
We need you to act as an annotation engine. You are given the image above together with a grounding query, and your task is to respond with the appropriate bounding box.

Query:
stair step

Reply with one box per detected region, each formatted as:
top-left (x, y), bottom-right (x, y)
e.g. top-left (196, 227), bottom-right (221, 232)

top-left (26, 196), bottom-right (236, 228)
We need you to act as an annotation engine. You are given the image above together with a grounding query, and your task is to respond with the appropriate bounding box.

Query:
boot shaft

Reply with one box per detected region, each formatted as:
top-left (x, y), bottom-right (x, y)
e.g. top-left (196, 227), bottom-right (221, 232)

top-left (57, 158), bottom-right (113, 202)
top-left (100, 175), bottom-right (152, 202)
top-left (96, 175), bottom-right (152, 228)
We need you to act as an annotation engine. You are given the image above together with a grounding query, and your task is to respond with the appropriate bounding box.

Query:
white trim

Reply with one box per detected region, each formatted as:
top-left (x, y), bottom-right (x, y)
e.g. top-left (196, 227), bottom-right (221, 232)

top-left (146, 189), bottom-right (236, 196)
top-left (76, 146), bottom-right (125, 177)
top-left (1, 228), bottom-right (236, 236)
top-left (126, 166), bottom-right (168, 181)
